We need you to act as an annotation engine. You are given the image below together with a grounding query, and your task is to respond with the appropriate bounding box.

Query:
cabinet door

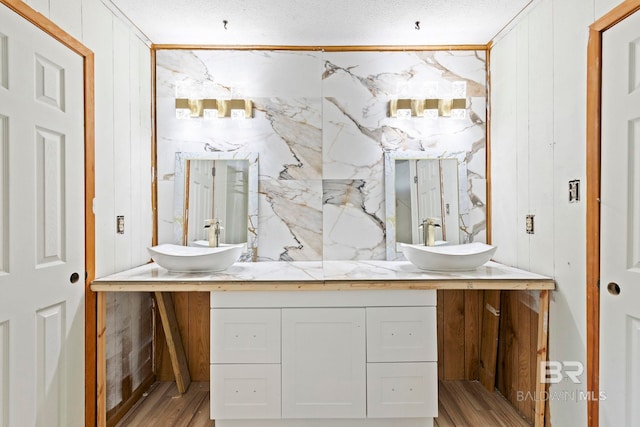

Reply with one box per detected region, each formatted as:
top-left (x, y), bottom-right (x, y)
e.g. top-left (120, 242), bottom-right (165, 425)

top-left (281, 308), bottom-right (366, 419)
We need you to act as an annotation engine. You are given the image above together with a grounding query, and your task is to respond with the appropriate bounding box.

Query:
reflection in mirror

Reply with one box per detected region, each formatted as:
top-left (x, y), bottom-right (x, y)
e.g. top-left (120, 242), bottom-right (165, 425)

top-left (174, 152), bottom-right (258, 261)
top-left (395, 159), bottom-right (459, 245)
top-left (185, 159), bottom-right (248, 245)
top-left (385, 152), bottom-right (469, 260)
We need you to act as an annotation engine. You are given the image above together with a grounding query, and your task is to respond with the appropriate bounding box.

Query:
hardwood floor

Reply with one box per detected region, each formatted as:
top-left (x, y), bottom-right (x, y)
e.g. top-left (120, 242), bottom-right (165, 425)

top-left (435, 381), bottom-right (531, 427)
top-left (116, 380), bottom-right (532, 427)
top-left (115, 382), bottom-right (213, 427)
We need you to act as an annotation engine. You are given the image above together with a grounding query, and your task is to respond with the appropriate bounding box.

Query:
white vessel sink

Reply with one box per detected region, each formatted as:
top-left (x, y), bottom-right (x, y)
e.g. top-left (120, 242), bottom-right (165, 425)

top-left (148, 243), bottom-right (243, 272)
top-left (400, 242), bottom-right (497, 272)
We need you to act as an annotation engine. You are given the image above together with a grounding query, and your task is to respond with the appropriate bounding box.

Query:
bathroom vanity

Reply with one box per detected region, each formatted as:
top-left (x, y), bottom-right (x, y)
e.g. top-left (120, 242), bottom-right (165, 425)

top-left (209, 289), bottom-right (437, 427)
top-left (92, 259), bottom-right (554, 427)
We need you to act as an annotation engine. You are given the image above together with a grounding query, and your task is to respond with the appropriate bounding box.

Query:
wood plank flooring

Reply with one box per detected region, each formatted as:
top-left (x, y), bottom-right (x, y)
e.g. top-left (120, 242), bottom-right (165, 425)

top-left (115, 380), bottom-right (532, 427)
top-left (435, 381), bottom-right (531, 427)
top-left (114, 382), bottom-right (213, 427)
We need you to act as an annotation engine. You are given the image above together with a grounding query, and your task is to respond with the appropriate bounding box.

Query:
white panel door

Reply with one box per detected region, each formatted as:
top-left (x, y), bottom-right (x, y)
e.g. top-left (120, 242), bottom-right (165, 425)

top-left (417, 160), bottom-right (441, 218)
top-left (212, 160), bottom-right (228, 233)
top-left (600, 9), bottom-right (640, 427)
top-left (415, 160), bottom-right (443, 243)
top-left (187, 159), bottom-right (214, 244)
top-left (0, 4), bottom-right (85, 427)
top-left (281, 308), bottom-right (365, 419)
top-left (440, 159), bottom-right (459, 244)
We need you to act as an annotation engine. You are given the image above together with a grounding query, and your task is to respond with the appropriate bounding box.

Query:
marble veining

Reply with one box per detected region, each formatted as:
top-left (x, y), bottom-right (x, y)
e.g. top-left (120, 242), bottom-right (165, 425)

top-left (259, 178), bottom-right (322, 261)
top-left (323, 179), bottom-right (385, 260)
top-left (156, 49), bottom-right (487, 261)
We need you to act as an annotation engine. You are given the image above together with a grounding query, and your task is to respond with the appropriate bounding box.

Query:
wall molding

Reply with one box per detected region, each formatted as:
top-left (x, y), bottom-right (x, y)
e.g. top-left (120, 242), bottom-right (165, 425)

top-left (152, 44), bottom-right (489, 52)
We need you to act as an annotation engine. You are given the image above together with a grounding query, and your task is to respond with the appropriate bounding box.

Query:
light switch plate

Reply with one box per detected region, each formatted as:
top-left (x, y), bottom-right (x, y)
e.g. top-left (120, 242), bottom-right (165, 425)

top-left (569, 179), bottom-right (580, 203)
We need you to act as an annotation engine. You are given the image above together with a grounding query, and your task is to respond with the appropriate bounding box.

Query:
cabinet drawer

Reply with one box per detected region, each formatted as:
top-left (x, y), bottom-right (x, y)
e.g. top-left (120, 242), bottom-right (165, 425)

top-left (211, 308), bottom-right (280, 364)
top-left (367, 362), bottom-right (438, 418)
top-left (366, 306), bottom-right (437, 362)
top-left (210, 364), bottom-right (281, 419)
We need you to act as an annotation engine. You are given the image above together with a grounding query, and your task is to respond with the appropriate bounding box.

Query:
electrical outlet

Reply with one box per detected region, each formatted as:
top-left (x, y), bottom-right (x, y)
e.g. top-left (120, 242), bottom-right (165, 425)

top-left (526, 215), bottom-right (535, 234)
top-left (117, 216), bottom-right (125, 234)
top-left (569, 179), bottom-right (580, 203)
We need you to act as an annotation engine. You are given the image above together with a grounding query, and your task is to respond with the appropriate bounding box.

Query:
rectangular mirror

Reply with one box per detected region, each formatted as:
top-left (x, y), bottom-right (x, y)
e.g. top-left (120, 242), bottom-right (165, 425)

top-left (385, 152), bottom-right (469, 260)
top-left (174, 152), bottom-right (258, 261)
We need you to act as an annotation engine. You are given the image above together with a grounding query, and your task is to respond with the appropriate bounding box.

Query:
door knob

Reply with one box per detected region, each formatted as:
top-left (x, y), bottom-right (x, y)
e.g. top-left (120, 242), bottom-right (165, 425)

top-left (607, 282), bottom-right (620, 295)
top-left (70, 272), bottom-right (80, 284)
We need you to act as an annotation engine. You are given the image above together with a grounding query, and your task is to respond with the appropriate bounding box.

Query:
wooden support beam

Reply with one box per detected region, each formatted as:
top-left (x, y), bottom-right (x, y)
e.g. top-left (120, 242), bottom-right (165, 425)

top-left (155, 292), bottom-right (192, 393)
top-left (479, 290), bottom-right (501, 391)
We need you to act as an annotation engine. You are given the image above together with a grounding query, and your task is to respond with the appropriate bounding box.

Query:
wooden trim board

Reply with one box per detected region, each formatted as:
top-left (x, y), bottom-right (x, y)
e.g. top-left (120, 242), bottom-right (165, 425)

top-left (485, 47), bottom-right (492, 246)
top-left (151, 44), bottom-right (489, 52)
top-left (96, 291), bottom-right (107, 426)
top-left (91, 278), bottom-right (555, 293)
top-left (534, 290), bottom-right (550, 427)
top-left (586, 2), bottom-right (640, 426)
top-left (151, 48), bottom-right (158, 247)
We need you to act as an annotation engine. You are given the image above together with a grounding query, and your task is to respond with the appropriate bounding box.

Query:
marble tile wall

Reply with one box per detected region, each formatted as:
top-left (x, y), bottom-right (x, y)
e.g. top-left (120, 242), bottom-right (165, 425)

top-left (156, 49), bottom-right (487, 261)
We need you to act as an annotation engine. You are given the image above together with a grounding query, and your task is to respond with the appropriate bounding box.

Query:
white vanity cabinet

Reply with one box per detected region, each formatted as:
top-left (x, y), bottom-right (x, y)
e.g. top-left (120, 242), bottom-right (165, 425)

top-left (210, 290), bottom-right (438, 427)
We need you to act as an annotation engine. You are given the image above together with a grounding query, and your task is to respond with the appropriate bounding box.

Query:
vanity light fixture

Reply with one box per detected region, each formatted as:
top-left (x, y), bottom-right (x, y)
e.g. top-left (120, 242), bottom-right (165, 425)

top-left (389, 98), bottom-right (422, 118)
top-left (175, 98), bottom-right (253, 119)
top-left (202, 99), bottom-right (219, 119)
top-left (389, 81), bottom-right (467, 120)
top-left (175, 98), bottom-right (202, 119)
top-left (229, 99), bottom-right (253, 119)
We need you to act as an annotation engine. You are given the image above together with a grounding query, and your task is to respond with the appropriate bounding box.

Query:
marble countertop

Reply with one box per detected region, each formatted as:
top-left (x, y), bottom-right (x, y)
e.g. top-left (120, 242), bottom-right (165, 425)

top-left (91, 260), bottom-right (555, 292)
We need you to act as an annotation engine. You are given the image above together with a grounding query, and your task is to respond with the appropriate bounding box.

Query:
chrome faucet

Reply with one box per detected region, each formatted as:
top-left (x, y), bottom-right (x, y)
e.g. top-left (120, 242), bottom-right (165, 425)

top-left (204, 219), bottom-right (222, 247)
top-left (418, 218), bottom-right (441, 246)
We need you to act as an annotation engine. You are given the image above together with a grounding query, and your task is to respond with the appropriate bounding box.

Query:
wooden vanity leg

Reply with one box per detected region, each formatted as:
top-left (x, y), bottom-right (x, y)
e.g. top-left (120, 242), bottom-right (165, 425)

top-left (97, 291), bottom-right (107, 427)
top-left (534, 289), bottom-right (550, 427)
top-left (155, 292), bottom-right (192, 393)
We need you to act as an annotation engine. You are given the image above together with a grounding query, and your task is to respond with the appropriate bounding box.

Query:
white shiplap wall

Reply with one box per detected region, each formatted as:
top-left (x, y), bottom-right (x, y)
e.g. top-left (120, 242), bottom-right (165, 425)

top-left (491, 0), bottom-right (624, 425)
top-left (21, 0), bottom-right (154, 413)
top-left (22, 0), bottom-right (153, 279)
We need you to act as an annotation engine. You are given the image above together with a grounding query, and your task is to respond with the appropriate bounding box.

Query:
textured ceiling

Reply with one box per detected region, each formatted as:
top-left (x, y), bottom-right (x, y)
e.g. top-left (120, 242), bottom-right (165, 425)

top-left (109, 0), bottom-right (533, 46)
